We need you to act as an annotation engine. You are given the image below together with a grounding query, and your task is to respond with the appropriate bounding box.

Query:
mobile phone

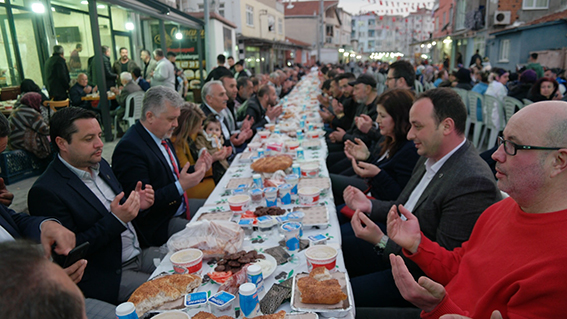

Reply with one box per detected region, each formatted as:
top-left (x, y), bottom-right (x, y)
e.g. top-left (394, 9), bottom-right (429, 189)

top-left (59, 242), bottom-right (90, 268)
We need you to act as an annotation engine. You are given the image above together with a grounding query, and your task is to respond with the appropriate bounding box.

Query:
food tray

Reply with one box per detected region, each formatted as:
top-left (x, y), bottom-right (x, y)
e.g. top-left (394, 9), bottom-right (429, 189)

top-left (292, 205), bottom-right (329, 228)
top-left (196, 211), bottom-right (234, 221)
top-left (301, 139), bottom-right (321, 150)
top-left (225, 177), bottom-right (253, 190)
top-left (239, 151), bottom-right (258, 163)
top-left (291, 271), bottom-right (353, 318)
top-left (285, 312), bottom-right (319, 319)
top-left (298, 178), bottom-right (330, 191)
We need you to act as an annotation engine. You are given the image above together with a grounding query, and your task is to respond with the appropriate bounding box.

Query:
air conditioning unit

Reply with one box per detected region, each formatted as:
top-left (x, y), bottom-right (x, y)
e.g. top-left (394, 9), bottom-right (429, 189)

top-left (494, 11), bottom-right (511, 25)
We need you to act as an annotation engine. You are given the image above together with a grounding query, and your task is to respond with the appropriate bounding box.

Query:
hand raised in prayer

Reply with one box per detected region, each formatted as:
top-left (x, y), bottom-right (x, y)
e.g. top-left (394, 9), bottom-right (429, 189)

top-left (351, 209), bottom-right (384, 245)
top-left (332, 99), bottom-right (344, 114)
top-left (387, 204), bottom-right (421, 254)
top-left (318, 108), bottom-right (333, 123)
top-left (241, 115), bottom-right (254, 131)
top-left (0, 177), bottom-right (14, 206)
top-left (135, 181), bottom-right (154, 211)
top-left (266, 105), bottom-right (283, 122)
top-left (356, 114), bottom-right (374, 134)
top-left (344, 138), bottom-right (370, 161)
top-left (195, 150), bottom-right (213, 171)
top-left (351, 158), bottom-right (381, 178)
top-left (110, 190), bottom-right (140, 224)
top-left (212, 146), bottom-right (232, 162)
top-left (343, 185), bottom-right (371, 214)
top-left (179, 162), bottom-right (207, 190)
top-left (64, 259), bottom-right (87, 284)
top-left (329, 127), bottom-right (346, 143)
top-left (390, 254), bottom-right (445, 312)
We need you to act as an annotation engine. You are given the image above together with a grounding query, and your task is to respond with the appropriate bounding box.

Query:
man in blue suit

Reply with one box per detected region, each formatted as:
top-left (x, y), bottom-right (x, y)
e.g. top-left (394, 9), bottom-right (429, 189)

top-left (112, 86), bottom-right (213, 248)
top-left (29, 107), bottom-right (158, 305)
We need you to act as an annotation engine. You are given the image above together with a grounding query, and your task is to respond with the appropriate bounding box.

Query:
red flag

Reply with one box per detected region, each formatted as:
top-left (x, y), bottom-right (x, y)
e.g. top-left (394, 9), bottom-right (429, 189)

top-left (380, 0), bottom-right (383, 4)
top-left (393, 17), bottom-right (396, 22)
top-left (405, 18), bottom-right (408, 22)
top-left (379, 16), bottom-right (383, 20)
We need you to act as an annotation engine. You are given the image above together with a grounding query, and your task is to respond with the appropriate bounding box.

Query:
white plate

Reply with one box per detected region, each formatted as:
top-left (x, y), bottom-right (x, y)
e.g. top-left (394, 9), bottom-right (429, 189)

top-left (253, 253), bottom-right (277, 279)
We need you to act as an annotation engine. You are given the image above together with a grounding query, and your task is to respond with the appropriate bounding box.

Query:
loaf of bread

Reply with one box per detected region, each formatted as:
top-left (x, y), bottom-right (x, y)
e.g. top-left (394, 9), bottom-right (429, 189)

top-left (244, 310), bottom-right (286, 319)
top-left (250, 155), bottom-right (293, 173)
top-left (192, 312), bottom-right (235, 319)
top-left (128, 274), bottom-right (202, 316)
top-left (297, 267), bottom-right (347, 305)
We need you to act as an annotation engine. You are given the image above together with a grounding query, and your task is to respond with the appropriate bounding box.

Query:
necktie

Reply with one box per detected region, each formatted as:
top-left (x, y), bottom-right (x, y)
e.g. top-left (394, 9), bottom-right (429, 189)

top-left (161, 140), bottom-right (191, 220)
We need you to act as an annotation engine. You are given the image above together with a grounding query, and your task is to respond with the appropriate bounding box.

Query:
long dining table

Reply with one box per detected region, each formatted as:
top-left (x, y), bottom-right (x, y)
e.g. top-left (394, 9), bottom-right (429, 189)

top-left (150, 71), bottom-right (355, 318)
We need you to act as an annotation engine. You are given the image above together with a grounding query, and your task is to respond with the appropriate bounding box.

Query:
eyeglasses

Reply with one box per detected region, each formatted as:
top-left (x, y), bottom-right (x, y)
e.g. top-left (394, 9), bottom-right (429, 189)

top-left (497, 136), bottom-right (564, 156)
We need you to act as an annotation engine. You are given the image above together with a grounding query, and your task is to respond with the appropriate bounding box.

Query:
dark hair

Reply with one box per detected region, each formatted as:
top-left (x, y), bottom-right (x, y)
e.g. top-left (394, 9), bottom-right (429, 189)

top-left (479, 70), bottom-right (490, 83)
top-left (251, 77), bottom-right (259, 87)
top-left (141, 49), bottom-right (151, 56)
top-left (219, 74), bottom-right (235, 83)
top-left (390, 60), bottom-right (415, 87)
top-left (101, 45), bottom-right (109, 54)
top-left (76, 43), bottom-right (82, 49)
top-left (0, 241), bottom-right (84, 319)
top-left (416, 88), bottom-right (467, 135)
top-left (530, 77), bottom-right (559, 99)
top-left (491, 67), bottom-right (508, 77)
top-left (257, 84), bottom-right (272, 98)
top-left (335, 72), bottom-right (356, 83)
top-left (321, 79), bottom-right (333, 91)
top-left (228, 56), bottom-right (234, 60)
top-left (217, 54), bottom-right (226, 64)
top-left (327, 69), bottom-right (338, 79)
top-left (167, 51), bottom-right (177, 58)
top-left (20, 79), bottom-right (42, 94)
top-left (320, 65), bottom-right (329, 76)
top-left (132, 66), bottom-right (142, 78)
top-left (119, 47), bottom-right (128, 53)
top-left (0, 113), bottom-right (10, 138)
top-left (172, 102), bottom-right (205, 148)
top-left (530, 53), bottom-right (538, 60)
top-left (203, 113), bottom-right (221, 130)
top-left (237, 76), bottom-right (251, 89)
top-left (50, 107), bottom-right (97, 152)
top-left (377, 89), bottom-right (415, 157)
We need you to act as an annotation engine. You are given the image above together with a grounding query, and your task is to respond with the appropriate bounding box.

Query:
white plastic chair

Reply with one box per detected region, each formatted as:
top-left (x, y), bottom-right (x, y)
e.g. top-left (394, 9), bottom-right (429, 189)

top-left (452, 88), bottom-right (470, 136)
top-left (467, 91), bottom-right (485, 148)
top-left (522, 98), bottom-right (533, 106)
top-left (414, 81), bottom-right (424, 94)
top-left (503, 96), bottom-right (524, 123)
top-left (115, 91), bottom-right (145, 139)
top-left (480, 95), bottom-right (506, 149)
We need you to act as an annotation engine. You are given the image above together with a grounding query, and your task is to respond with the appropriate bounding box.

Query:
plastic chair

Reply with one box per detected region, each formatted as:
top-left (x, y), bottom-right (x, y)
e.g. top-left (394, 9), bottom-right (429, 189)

top-left (522, 98), bottom-right (533, 106)
top-left (414, 81), bottom-right (424, 94)
top-left (114, 91), bottom-right (144, 139)
top-left (503, 96), bottom-right (523, 123)
top-left (480, 95), bottom-right (505, 149)
top-left (452, 88), bottom-right (469, 135)
top-left (467, 91), bottom-right (485, 148)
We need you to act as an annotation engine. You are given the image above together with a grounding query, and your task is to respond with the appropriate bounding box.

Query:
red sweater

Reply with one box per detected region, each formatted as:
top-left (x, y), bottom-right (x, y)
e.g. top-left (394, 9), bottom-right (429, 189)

top-left (405, 197), bottom-right (567, 319)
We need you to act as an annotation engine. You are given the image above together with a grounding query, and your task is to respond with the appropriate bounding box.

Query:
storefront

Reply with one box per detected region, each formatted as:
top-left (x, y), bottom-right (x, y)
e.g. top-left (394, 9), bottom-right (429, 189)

top-left (0, 0), bottom-right (204, 140)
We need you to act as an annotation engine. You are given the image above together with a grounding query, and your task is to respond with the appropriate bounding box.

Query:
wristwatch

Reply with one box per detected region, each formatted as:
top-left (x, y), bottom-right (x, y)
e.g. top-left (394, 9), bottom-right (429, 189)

top-left (373, 235), bottom-right (389, 254)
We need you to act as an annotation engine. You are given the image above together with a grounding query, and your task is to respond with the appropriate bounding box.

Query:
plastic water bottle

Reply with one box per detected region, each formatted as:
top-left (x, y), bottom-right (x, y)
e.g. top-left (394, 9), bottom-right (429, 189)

top-left (247, 264), bottom-right (264, 294)
top-left (115, 302), bottom-right (138, 319)
top-left (42, 86), bottom-right (49, 98)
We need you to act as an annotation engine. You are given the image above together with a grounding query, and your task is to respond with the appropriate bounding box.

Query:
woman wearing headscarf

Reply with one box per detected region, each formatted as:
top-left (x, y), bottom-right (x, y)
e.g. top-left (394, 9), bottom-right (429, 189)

top-left (8, 92), bottom-right (51, 158)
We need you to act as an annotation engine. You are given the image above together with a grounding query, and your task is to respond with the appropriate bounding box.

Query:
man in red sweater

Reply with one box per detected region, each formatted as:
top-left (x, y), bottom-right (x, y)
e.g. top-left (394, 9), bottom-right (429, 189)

top-left (387, 100), bottom-right (567, 319)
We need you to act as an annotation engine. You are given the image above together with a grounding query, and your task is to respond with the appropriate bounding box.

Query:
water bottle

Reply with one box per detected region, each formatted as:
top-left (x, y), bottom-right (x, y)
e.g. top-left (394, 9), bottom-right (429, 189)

top-left (239, 283), bottom-right (261, 318)
top-left (115, 302), bottom-right (138, 319)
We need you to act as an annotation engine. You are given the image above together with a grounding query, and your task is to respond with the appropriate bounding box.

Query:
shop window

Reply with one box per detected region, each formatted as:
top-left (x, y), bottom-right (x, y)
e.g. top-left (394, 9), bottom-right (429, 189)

top-left (11, 8), bottom-right (43, 86)
top-left (246, 5), bottom-right (254, 27)
top-left (523, 0), bottom-right (548, 9)
top-left (368, 29), bottom-right (375, 37)
top-left (0, 7), bottom-right (20, 87)
top-left (455, 0), bottom-right (465, 30)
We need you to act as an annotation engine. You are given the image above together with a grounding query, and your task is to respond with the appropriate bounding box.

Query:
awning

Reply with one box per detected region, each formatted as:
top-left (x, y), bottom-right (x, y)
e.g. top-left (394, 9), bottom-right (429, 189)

top-left (103, 0), bottom-right (204, 28)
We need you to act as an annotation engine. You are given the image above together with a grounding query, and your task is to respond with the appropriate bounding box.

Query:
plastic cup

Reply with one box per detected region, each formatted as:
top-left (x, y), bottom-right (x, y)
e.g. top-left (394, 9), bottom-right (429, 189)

top-left (258, 131), bottom-right (271, 139)
top-left (304, 245), bottom-right (338, 272)
top-left (248, 142), bottom-right (262, 152)
top-left (286, 140), bottom-right (300, 151)
top-left (228, 195), bottom-right (251, 212)
top-left (249, 188), bottom-right (263, 203)
top-left (265, 123), bottom-right (275, 132)
top-left (285, 174), bottom-right (299, 195)
top-left (298, 187), bottom-right (321, 206)
top-left (287, 211), bottom-right (305, 237)
top-left (307, 131), bottom-right (320, 139)
top-left (300, 163), bottom-right (319, 178)
top-left (263, 187), bottom-right (278, 207)
top-left (281, 222), bottom-right (301, 251)
top-left (278, 183), bottom-right (293, 205)
top-left (170, 248), bottom-right (203, 274)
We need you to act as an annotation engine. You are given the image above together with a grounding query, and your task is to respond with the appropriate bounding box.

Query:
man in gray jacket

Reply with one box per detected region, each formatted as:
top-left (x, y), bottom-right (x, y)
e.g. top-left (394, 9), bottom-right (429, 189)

top-left (150, 49), bottom-right (175, 90)
top-left (342, 88), bottom-right (502, 307)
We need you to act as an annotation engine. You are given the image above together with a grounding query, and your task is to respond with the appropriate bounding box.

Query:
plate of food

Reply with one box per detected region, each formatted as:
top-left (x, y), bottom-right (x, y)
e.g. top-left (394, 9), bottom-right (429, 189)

top-left (208, 250), bottom-right (277, 284)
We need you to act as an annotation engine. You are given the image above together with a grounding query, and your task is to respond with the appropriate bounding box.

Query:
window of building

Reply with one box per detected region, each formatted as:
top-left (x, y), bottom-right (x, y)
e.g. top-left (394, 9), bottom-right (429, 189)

top-left (198, 4), bottom-right (204, 10)
top-left (368, 19), bottom-right (375, 26)
top-left (268, 15), bottom-right (275, 32)
top-left (376, 30), bottom-right (382, 37)
top-left (278, 18), bottom-right (283, 34)
top-left (358, 31), bottom-right (365, 38)
top-left (523, 0), bottom-right (548, 9)
top-left (351, 19), bottom-right (356, 27)
top-left (443, 12), bottom-right (446, 27)
top-left (246, 5), bottom-right (254, 26)
top-left (368, 40), bottom-right (375, 48)
top-left (499, 39), bottom-right (510, 62)
top-left (219, 3), bottom-right (225, 17)
top-left (368, 29), bottom-right (375, 37)
top-left (455, 0), bottom-right (466, 30)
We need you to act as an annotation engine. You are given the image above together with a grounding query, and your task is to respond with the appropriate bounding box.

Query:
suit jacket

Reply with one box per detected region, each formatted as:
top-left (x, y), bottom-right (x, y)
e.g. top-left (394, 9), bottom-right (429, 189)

top-left (370, 140), bottom-right (501, 264)
top-left (69, 83), bottom-right (91, 108)
top-left (244, 95), bottom-right (269, 130)
top-left (112, 121), bottom-right (195, 247)
top-left (44, 54), bottom-right (70, 100)
top-left (0, 204), bottom-right (44, 242)
top-left (136, 77), bottom-right (151, 91)
top-left (29, 157), bottom-right (126, 304)
top-left (116, 81), bottom-right (142, 108)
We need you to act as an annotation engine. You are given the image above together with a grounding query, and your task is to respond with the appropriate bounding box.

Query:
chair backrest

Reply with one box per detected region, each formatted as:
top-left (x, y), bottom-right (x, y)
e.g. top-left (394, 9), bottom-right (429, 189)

top-left (484, 95), bottom-right (506, 129)
top-left (452, 87), bottom-right (469, 114)
top-left (467, 91), bottom-right (484, 122)
top-left (124, 91), bottom-right (145, 127)
top-left (503, 96), bottom-right (523, 122)
top-left (44, 99), bottom-right (70, 112)
top-left (522, 98), bottom-right (533, 106)
top-left (414, 81), bottom-right (424, 93)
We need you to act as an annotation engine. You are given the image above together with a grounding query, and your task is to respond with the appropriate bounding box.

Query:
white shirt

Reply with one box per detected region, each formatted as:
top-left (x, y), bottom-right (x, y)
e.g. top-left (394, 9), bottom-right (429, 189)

top-left (403, 138), bottom-right (467, 212)
top-left (59, 155), bottom-right (141, 263)
top-left (0, 226), bottom-right (14, 242)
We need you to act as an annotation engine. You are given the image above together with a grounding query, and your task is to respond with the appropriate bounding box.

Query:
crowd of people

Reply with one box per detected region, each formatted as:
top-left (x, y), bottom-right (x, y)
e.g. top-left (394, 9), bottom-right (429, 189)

top-left (1, 52), bottom-right (567, 319)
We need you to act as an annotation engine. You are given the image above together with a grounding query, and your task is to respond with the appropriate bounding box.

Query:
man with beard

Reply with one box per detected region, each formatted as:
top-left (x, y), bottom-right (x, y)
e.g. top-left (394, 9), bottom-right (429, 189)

top-left (220, 75), bottom-right (254, 153)
top-left (30, 107), bottom-right (160, 304)
top-left (235, 76), bottom-right (254, 112)
top-left (245, 84), bottom-right (282, 130)
top-left (112, 47), bottom-right (138, 77)
top-left (112, 87), bottom-right (212, 248)
top-left (319, 73), bottom-right (357, 131)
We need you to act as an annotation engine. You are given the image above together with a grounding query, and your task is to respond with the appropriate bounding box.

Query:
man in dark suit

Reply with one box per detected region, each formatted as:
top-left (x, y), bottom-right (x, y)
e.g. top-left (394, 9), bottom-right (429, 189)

top-left (112, 86), bottom-right (212, 248)
top-left (245, 84), bottom-right (282, 130)
top-left (29, 107), bottom-right (158, 304)
top-left (44, 45), bottom-right (70, 101)
top-left (69, 73), bottom-right (101, 115)
top-left (102, 45), bottom-right (118, 88)
top-left (132, 67), bottom-right (150, 91)
top-left (205, 54), bottom-right (233, 82)
top-left (342, 88), bottom-right (502, 307)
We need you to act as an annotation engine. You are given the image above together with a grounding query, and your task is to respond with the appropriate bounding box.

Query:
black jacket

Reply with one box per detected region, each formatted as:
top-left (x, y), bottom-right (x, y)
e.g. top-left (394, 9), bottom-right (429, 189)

top-left (44, 54), bottom-right (70, 101)
top-left (244, 95), bottom-right (269, 130)
top-left (205, 66), bottom-right (233, 82)
top-left (103, 55), bottom-right (117, 88)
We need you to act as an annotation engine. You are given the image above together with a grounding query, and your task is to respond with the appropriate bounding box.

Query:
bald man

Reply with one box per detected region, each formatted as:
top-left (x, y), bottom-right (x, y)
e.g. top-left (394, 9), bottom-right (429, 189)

top-left (388, 101), bottom-right (567, 318)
